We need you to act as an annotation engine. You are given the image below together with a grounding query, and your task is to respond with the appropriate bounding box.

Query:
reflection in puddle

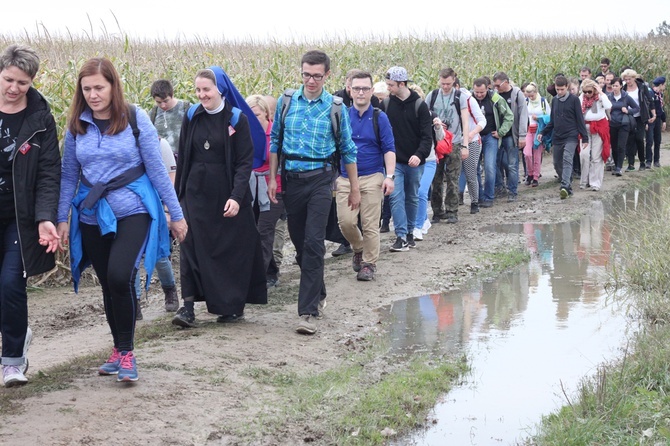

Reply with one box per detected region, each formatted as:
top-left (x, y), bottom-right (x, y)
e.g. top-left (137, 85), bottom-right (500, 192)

top-left (384, 200), bottom-right (633, 445)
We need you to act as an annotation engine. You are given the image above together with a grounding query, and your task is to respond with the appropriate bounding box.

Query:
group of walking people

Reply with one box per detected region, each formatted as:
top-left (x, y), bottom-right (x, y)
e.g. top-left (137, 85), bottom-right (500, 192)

top-left (0, 43), bottom-right (665, 387)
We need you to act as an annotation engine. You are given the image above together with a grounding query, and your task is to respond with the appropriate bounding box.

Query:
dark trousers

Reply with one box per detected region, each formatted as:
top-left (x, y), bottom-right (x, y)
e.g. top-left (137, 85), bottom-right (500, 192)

top-left (652, 119), bottom-right (663, 164)
top-left (283, 170), bottom-right (333, 317)
top-left (81, 213), bottom-right (150, 352)
top-left (0, 220), bottom-right (28, 364)
top-left (610, 124), bottom-right (630, 170)
top-left (645, 120), bottom-right (655, 165)
top-left (626, 117), bottom-right (645, 166)
top-left (381, 195), bottom-right (391, 224)
top-left (257, 195), bottom-right (285, 281)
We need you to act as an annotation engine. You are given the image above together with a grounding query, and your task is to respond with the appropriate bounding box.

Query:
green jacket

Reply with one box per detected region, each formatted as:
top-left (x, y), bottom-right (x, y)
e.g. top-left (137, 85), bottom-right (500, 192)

top-left (488, 91), bottom-right (514, 147)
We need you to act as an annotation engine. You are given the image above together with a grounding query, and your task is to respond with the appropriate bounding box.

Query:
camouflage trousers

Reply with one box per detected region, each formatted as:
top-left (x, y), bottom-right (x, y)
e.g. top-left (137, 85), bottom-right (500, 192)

top-left (431, 144), bottom-right (462, 217)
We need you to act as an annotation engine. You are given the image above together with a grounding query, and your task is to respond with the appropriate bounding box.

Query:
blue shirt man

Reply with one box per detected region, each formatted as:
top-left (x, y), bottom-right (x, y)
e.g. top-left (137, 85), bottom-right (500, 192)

top-left (268, 50), bottom-right (360, 335)
top-left (336, 71), bottom-right (395, 281)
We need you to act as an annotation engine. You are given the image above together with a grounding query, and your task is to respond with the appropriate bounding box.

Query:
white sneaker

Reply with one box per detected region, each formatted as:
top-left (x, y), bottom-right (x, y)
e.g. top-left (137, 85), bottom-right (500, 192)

top-left (19, 327), bottom-right (32, 374)
top-left (421, 219), bottom-right (431, 234)
top-left (3, 365), bottom-right (28, 387)
top-left (412, 228), bottom-right (423, 241)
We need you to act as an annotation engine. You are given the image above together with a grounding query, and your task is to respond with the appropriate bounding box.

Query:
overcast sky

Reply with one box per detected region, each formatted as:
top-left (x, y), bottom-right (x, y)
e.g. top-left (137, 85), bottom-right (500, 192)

top-left (3, 0), bottom-right (667, 43)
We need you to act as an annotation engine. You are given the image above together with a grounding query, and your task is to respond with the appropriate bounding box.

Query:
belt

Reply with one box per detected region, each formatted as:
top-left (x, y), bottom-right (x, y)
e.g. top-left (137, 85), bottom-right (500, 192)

top-left (285, 165), bottom-right (332, 179)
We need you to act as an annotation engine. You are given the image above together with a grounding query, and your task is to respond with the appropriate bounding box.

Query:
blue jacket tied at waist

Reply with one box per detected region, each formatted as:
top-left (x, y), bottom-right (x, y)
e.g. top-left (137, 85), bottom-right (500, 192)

top-left (69, 173), bottom-right (170, 292)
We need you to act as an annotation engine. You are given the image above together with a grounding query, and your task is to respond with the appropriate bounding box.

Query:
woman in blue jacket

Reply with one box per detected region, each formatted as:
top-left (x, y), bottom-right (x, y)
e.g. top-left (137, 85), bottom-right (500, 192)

top-left (57, 58), bottom-right (187, 383)
top-left (607, 77), bottom-right (640, 176)
top-left (0, 45), bottom-right (61, 387)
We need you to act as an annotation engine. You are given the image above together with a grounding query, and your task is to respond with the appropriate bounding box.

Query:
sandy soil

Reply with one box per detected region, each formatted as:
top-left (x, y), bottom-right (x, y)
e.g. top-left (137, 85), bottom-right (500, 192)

top-left (1, 144), bottom-right (667, 445)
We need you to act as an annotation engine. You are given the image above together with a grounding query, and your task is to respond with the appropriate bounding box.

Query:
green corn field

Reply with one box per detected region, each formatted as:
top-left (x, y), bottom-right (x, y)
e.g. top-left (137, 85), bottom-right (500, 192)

top-left (2, 33), bottom-right (669, 143)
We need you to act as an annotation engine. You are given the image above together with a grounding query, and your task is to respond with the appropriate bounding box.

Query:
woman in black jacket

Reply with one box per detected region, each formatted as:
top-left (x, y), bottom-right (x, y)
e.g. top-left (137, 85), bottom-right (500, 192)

top-left (0, 45), bottom-right (60, 387)
top-left (607, 77), bottom-right (640, 176)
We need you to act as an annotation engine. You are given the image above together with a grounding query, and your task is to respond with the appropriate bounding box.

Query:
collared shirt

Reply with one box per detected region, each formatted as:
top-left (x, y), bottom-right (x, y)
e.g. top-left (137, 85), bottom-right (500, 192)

top-left (341, 104), bottom-right (395, 178)
top-left (270, 86), bottom-right (357, 172)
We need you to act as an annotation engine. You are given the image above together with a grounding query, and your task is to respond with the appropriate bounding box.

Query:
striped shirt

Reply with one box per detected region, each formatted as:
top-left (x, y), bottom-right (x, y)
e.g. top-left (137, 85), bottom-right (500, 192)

top-left (270, 86), bottom-right (356, 172)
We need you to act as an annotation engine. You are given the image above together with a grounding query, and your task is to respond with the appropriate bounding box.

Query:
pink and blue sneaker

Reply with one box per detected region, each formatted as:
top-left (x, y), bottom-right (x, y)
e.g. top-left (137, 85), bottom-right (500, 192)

top-left (98, 348), bottom-right (121, 375)
top-left (117, 351), bottom-right (138, 382)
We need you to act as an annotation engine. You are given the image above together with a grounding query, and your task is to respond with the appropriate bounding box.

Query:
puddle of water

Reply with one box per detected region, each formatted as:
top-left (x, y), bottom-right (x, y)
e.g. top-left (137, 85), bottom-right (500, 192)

top-left (382, 200), bottom-right (632, 446)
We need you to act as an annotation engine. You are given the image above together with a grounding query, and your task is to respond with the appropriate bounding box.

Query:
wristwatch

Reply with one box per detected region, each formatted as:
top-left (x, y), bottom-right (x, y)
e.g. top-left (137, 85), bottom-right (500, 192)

top-left (386, 174), bottom-right (395, 180)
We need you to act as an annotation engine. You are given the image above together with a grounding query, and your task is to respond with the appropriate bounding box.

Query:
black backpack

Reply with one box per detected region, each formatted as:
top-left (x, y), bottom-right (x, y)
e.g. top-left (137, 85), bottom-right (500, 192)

top-left (428, 88), bottom-right (463, 129)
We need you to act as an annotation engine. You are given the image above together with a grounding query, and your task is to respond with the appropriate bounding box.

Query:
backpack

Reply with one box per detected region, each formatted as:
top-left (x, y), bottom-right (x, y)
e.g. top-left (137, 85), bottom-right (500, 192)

top-left (149, 100), bottom-right (191, 124)
top-left (186, 103), bottom-right (242, 127)
top-left (276, 88), bottom-right (344, 180)
top-left (526, 96), bottom-right (547, 114)
top-left (381, 95), bottom-right (424, 119)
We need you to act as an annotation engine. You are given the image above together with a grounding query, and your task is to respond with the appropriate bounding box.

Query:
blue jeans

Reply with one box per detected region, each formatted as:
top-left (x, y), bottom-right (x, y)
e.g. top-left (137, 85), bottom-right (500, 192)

top-left (478, 133), bottom-right (498, 202)
top-left (135, 255), bottom-right (176, 298)
top-left (496, 135), bottom-right (519, 196)
top-left (0, 220), bottom-right (29, 365)
top-left (390, 163), bottom-right (424, 238)
top-left (415, 160), bottom-right (436, 230)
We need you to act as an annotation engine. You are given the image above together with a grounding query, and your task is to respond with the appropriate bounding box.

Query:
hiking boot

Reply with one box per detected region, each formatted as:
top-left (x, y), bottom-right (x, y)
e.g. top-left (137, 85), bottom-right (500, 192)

top-left (470, 203), bottom-right (479, 214)
top-left (332, 243), bottom-right (353, 257)
top-left (316, 298), bottom-right (327, 319)
top-left (19, 327), bottom-right (32, 375)
top-left (380, 220), bottom-right (390, 233)
top-left (412, 228), bottom-right (423, 241)
top-left (531, 179), bottom-right (539, 187)
top-left (117, 351), bottom-right (138, 382)
top-left (507, 195), bottom-right (517, 203)
top-left (296, 315), bottom-right (317, 335)
top-left (135, 304), bottom-right (144, 321)
top-left (217, 313), bottom-right (245, 323)
top-left (390, 236), bottom-right (409, 252)
top-left (352, 251), bottom-right (363, 272)
top-left (2, 365), bottom-right (27, 387)
top-left (480, 200), bottom-right (493, 208)
top-left (163, 285), bottom-right (179, 312)
top-left (407, 233), bottom-right (416, 248)
top-left (445, 214), bottom-right (458, 224)
top-left (99, 347), bottom-right (122, 375)
top-left (172, 307), bottom-right (197, 328)
top-left (458, 192), bottom-right (464, 205)
top-left (357, 263), bottom-right (376, 281)
top-left (626, 165), bottom-right (635, 171)
top-left (560, 188), bottom-right (569, 199)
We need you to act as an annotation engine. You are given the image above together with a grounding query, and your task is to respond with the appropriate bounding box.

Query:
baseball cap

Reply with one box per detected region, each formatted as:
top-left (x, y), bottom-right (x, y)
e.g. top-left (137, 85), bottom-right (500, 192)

top-left (385, 66), bottom-right (411, 83)
top-left (653, 76), bottom-right (666, 86)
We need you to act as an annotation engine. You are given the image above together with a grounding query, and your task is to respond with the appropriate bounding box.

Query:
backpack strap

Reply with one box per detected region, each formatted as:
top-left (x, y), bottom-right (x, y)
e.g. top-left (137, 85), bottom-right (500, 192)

top-left (382, 96), bottom-right (390, 112)
top-left (453, 89), bottom-right (463, 129)
top-left (331, 95), bottom-right (343, 152)
top-left (372, 107), bottom-right (381, 147)
top-left (230, 107), bottom-right (242, 128)
top-left (128, 104), bottom-right (140, 148)
top-left (414, 97), bottom-right (423, 119)
top-left (428, 89), bottom-right (439, 111)
top-left (149, 105), bottom-right (158, 124)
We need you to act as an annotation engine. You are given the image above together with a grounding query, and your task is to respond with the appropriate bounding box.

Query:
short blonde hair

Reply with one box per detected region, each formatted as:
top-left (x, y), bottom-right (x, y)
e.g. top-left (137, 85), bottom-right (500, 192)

top-left (525, 82), bottom-right (538, 94)
top-left (245, 94), bottom-right (271, 122)
top-left (581, 79), bottom-right (598, 92)
top-left (620, 69), bottom-right (639, 80)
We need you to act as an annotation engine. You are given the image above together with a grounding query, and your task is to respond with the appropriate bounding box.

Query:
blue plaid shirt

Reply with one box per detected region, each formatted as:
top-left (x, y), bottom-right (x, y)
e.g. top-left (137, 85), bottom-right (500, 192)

top-left (270, 86), bottom-right (357, 172)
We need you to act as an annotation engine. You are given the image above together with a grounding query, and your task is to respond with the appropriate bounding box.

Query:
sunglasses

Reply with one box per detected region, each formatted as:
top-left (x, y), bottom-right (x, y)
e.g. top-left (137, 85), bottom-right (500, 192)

top-left (583, 90), bottom-right (594, 95)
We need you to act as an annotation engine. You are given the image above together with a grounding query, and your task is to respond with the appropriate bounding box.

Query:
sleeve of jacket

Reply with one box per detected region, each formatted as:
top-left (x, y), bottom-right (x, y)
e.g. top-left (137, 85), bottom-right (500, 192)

top-left (575, 98), bottom-right (589, 142)
top-left (415, 102), bottom-right (433, 161)
top-left (626, 96), bottom-right (640, 116)
top-left (57, 130), bottom-right (81, 223)
top-left (230, 113), bottom-right (254, 205)
top-left (496, 99), bottom-right (514, 137)
top-left (516, 91), bottom-right (528, 139)
top-left (34, 111), bottom-right (61, 224)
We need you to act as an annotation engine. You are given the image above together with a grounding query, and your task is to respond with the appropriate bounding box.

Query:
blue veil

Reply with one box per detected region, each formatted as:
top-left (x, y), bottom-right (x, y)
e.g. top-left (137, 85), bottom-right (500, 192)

top-left (208, 66), bottom-right (266, 169)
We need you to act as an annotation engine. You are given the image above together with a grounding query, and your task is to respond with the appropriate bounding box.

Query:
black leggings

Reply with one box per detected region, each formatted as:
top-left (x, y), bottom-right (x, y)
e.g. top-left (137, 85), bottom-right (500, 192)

top-left (81, 213), bottom-right (150, 352)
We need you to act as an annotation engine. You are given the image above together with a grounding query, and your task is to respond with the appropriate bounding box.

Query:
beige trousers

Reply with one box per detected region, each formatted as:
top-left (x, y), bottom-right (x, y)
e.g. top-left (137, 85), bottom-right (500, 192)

top-left (336, 173), bottom-right (384, 265)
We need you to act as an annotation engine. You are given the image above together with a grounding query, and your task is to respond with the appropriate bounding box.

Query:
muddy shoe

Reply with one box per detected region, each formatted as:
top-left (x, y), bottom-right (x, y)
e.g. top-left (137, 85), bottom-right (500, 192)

top-left (172, 307), bottom-right (197, 328)
top-left (216, 313), bottom-right (245, 323)
top-left (296, 315), bottom-right (317, 335)
top-left (332, 243), bottom-right (353, 257)
top-left (163, 285), bottom-right (179, 312)
top-left (357, 263), bottom-right (376, 281)
top-left (135, 304), bottom-right (144, 321)
top-left (3, 365), bottom-right (28, 387)
top-left (352, 251), bottom-right (363, 272)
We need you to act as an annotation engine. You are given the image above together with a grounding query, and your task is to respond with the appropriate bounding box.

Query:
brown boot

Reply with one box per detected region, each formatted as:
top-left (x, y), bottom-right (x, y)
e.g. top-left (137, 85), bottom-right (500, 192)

top-left (163, 285), bottom-right (179, 312)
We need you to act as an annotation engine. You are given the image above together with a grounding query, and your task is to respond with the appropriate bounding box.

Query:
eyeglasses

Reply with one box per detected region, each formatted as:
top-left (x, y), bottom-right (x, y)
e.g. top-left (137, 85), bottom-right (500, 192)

top-left (351, 86), bottom-right (372, 93)
top-left (301, 72), bottom-right (325, 81)
top-left (493, 80), bottom-right (507, 89)
top-left (583, 90), bottom-right (594, 95)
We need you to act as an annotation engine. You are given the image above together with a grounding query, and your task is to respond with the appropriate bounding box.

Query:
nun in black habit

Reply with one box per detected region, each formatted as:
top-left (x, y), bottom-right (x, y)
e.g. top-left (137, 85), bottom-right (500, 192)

top-left (172, 66), bottom-right (267, 327)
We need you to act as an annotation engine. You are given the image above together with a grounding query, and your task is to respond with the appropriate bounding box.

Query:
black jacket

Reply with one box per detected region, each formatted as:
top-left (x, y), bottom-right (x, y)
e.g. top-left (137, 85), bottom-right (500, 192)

top-left (623, 79), bottom-right (653, 123)
top-left (381, 90), bottom-right (433, 164)
top-left (12, 87), bottom-right (61, 277)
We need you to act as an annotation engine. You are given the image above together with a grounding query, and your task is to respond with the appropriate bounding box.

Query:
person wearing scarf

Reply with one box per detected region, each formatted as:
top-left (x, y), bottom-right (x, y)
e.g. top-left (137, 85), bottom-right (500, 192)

top-left (579, 79), bottom-right (611, 191)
